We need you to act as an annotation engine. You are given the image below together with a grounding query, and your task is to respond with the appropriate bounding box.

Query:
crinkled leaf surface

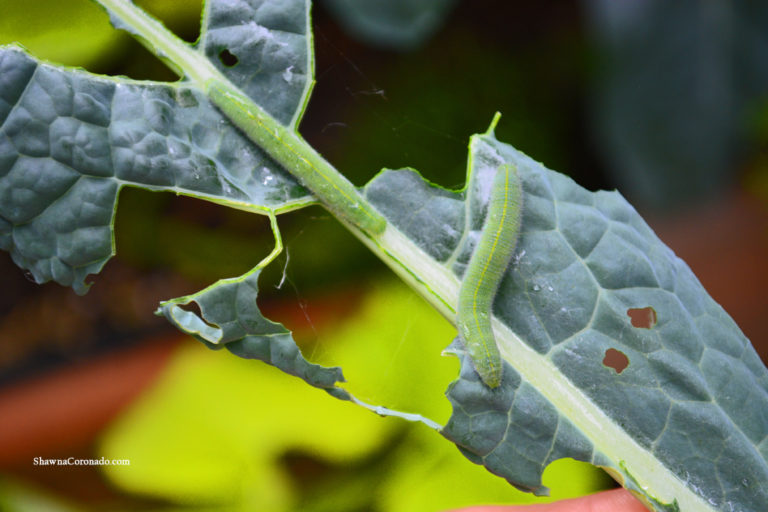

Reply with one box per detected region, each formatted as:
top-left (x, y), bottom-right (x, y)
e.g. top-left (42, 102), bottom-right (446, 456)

top-left (156, 269), bottom-right (346, 393)
top-left (0, 0), bottom-right (429, 425)
top-left (1, 1), bottom-right (767, 511)
top-left (0, 0), bottom-right (316, 294)
top-left (104, 282), bottom-right (609, 511)
top-left (0, 0), bottom-right (350, 413)
top-left (365, 123), bottom-right (768, 510)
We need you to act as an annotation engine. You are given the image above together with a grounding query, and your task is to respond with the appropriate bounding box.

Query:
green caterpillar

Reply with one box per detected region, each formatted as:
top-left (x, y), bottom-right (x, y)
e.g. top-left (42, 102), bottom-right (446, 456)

top-left (457, 163), bottom-right (523, 388)
top-left (206, 79), bottom-right (387, 236)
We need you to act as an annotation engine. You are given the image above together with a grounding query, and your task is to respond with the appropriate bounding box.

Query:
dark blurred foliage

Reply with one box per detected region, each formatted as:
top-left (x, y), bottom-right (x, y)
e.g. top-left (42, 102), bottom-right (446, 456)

top-left (306, 1), bottom-right (602, 191)
top-left (1, 0), bottom-right (766, 392)
top-left (586, 0), bottom-right (768, 211)
top-left (0, 0), bottom-right (765, 397)
top-left (0, 1), bottom-right (766, 508)
top-left (0, 0), bottom-right (605, 385)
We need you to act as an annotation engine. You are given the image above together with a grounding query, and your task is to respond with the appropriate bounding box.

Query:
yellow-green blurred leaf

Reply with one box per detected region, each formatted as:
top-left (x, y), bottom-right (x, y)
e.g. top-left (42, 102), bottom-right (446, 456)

top-left (99, 280), bottom-right (609, 511)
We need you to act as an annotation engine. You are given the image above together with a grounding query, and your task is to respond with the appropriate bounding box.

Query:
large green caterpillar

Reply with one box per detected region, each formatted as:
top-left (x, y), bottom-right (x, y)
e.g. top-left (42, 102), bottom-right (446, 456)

top-left (457, 163), bottom-right (523, 388)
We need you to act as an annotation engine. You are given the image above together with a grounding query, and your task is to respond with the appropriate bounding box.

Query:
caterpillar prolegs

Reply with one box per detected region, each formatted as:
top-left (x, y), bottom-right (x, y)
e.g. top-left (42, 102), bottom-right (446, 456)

top-left (457, 164), bottom-right (523, 388)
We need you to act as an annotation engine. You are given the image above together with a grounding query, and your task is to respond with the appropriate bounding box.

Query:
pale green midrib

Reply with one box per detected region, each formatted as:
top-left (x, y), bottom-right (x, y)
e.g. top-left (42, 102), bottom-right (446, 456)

top-left (348, 228), bottom-right (712, 512)
top-left (94, 1), bottom-right (713, 510)
top-left (97, 0), bottom-right (385, 236)
top-left (96, 0), bottom-right (219, 85)
top-left (205, 81), bottom-right (386, 234)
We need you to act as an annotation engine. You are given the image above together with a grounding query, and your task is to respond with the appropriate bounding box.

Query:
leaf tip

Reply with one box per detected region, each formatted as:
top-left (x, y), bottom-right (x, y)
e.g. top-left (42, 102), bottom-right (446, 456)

top-left (71, 272), bottom-right (97, 296)
top-left (486, 112), bottom-right (503, 135)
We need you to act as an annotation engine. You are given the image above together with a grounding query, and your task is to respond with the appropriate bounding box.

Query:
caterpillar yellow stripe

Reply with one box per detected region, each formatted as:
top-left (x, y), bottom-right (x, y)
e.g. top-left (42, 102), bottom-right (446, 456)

top-left (457, 163), bottom-right (523, 388)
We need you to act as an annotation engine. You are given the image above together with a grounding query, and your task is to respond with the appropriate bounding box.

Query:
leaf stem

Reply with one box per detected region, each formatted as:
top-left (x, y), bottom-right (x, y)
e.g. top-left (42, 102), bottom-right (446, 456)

top-left (93, 0), bottom-right (459, 326)
top-left (86, 5), bottom-right (721, 509)
top-left (206, 81), bottom-right (387, 235)
top-left (92, 0), bottom-right (450, 334)
top-left (95, 0), bottom-right (386, 237)
top-left (94, 0), bottom-right (219, 84)
top-left (258, 213), bottom-right (284, 270)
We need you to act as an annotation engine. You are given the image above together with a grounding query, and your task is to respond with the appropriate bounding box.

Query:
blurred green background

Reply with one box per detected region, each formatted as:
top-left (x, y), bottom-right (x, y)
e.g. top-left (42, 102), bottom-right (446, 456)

top-left (0, 0), bottom-right (766, 510)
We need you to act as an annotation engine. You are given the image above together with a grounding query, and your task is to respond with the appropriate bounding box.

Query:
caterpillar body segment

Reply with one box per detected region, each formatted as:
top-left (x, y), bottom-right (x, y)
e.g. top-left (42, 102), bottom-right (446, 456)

top-left (457, 164), bottom-right (523, 388)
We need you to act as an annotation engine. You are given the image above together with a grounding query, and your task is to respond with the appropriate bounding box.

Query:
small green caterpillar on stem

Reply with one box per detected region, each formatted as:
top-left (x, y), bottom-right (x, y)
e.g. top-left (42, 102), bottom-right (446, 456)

top-left (206, 79), bottom-right (386, 236)
top-left (457, 163), bottom-right (523, 388)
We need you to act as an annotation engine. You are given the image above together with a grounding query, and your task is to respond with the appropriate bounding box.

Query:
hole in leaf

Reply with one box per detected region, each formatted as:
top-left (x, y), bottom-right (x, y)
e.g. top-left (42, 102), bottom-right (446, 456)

top-left (603, 348), bottom-right (629, 374)
top-left (184, 300), bottom-right (205, 319)
top-left (174, 301), bottom-right (223, 343)
top-left (627, 306), bottom-right (657, 328)
top-left (219, 49), bottom-right (239, 67)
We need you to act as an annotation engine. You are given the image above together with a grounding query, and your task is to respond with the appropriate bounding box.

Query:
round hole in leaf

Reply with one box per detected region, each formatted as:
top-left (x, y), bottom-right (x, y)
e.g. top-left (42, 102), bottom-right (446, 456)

top-left (219, 49), bottom-right (238, 67)
top-left (627, 306), bottom-right (657, 328)
top-left (603, 348), bottom-right (629, 374)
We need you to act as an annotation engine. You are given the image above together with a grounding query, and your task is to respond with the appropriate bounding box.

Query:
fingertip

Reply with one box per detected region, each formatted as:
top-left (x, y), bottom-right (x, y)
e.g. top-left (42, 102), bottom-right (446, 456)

top-left (444, 488), bottom-right (649, 512)
top-left (553, 488), bottom-right (650, 512)
top-left (591, 488), bottom-right (650, 512)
